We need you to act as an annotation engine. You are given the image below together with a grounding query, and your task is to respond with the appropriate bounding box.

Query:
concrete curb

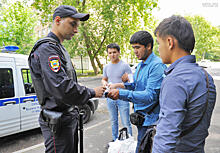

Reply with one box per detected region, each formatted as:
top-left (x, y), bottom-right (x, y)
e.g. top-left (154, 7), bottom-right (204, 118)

top-left (78, 75), bottom-right (102, 82)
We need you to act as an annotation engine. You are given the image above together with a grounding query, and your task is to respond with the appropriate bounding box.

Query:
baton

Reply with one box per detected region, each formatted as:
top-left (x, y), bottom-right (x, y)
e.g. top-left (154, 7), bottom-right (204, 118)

top-left (79, 113), bottom-right (84, 153)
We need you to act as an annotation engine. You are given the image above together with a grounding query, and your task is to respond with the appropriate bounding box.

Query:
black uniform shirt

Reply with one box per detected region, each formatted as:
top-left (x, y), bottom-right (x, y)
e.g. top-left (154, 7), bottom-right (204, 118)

top-left (29, 32), bottom-right (95, 111)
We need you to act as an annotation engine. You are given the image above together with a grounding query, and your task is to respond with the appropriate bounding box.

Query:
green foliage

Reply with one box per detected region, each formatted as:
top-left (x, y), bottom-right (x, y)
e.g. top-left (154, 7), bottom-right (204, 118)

top-left (32, 0), bottom-right (58, 25)
top-left (32, 0), bottom-right (158, 73)
top-left (0, 1), bottom-right (38, 54)
top-left (185, 16), bottom-right (220, 61)
top-left (153, 38), bottom-right (160, 56)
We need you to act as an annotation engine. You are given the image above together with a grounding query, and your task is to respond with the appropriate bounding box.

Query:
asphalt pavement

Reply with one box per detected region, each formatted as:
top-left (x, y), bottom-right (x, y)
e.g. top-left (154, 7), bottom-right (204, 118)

top-left (12, 76), bottom-right (220, 153)
top-left (12, 98), bottom-right (136, 153)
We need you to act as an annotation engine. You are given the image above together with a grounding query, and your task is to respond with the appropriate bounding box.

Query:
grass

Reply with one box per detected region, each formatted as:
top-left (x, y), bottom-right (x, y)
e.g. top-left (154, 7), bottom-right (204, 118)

top-left (76, 69), bottom-right (102, 77)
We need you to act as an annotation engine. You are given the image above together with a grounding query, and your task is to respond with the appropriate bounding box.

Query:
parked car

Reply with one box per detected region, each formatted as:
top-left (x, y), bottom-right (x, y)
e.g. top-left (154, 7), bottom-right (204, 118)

top-left (78, 98), bottom-right (99, 124)
top-left (198, 61), bottom-right (220, 80)
top-left (0, 52), bottom-right (98, 137)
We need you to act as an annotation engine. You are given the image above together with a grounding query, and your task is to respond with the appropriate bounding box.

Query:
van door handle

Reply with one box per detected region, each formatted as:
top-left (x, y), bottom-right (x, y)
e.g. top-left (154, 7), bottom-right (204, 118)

top-left (23, 98), bottom-right (35, 103)
top-left (4, 101), bottom-right (16, 105)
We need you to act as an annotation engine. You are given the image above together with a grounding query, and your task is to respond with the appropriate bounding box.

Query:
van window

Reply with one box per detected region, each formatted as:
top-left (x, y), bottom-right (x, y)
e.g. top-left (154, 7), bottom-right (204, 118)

top-left (22, 69), bottom-right (35, 94)
top-left (0, 68), bottom-right (15, 99)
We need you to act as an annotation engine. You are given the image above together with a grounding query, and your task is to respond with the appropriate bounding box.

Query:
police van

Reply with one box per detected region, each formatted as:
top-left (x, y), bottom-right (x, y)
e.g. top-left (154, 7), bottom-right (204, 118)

top-left (0, 51), bottom-right (99, 137)
top-left (0, 52), bottom-right (39, 137)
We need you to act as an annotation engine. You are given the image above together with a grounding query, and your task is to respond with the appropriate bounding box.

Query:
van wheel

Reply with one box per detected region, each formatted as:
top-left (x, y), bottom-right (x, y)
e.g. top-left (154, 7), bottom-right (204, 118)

top-left (79, 104), bottom-right (91, 124)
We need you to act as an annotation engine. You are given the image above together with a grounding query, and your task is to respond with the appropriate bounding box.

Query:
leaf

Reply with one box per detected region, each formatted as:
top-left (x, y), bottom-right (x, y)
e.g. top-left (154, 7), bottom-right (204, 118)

top-left (0, 1), bottom-right (38, 54)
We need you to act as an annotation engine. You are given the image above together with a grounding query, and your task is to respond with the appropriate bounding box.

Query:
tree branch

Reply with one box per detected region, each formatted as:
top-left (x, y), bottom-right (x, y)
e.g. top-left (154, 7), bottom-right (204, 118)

top-left (93, 24), bottom-right (111, 57)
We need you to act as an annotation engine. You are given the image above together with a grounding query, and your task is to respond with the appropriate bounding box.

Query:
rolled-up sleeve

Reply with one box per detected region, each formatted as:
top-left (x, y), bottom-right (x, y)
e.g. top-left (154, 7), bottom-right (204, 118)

top-left (152, 77), bottom-right (188, 153)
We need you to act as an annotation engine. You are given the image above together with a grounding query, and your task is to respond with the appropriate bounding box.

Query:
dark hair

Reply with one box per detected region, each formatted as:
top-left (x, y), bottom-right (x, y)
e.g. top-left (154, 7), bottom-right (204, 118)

top-left (154, 15), bottom-right (195, 53)
top-left (130, 31), bottom-right (154, 49)
top-left (107, 43), bottom-right (120, 52)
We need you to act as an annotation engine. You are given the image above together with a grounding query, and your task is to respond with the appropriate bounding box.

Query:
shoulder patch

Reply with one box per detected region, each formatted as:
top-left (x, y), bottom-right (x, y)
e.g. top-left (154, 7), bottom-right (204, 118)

top-left (48, 55), bottom-right (61, 72)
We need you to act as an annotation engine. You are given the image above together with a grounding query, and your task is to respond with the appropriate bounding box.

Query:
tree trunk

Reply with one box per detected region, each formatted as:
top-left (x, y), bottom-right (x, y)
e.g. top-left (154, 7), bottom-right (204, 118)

top-left (95, 56), bottom-right (103, 72)
top-left (80, 0), bottom-right (99, 74)
top-left (82, 30), bottom-right (98, 74)
top-left (88, 50), bottom-right (98, 75)
top-left (202, 51), bottom-right (206, 60)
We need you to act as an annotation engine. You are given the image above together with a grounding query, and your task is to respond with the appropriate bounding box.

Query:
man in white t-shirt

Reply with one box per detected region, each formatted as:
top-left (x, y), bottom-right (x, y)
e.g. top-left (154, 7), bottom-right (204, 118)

top-left (102, 43), bottom-right (132, 142)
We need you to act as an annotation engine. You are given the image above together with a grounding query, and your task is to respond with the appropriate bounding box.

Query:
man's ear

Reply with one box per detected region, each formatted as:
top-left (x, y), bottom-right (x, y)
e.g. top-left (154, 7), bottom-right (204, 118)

top-left (146, 43), bottom-right (152, 51)
top-left (54, 16), bottom-right (61, 24)
top-left (167, 36), bottom-right (175, 50)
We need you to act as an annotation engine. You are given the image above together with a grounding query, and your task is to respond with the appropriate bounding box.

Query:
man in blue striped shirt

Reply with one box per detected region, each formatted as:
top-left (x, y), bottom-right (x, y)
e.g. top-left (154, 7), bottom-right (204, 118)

top-left (152, 15), bottom-right (216, 153)
top-left (108, 31), bottom-right (166, 153)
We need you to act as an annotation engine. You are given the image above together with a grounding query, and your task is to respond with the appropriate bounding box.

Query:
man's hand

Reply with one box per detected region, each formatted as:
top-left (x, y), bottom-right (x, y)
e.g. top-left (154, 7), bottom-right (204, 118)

top-left (109, 83), bottom-right (125, 89)
top-left (102, 77), bottom-right (108, 87)
top-left (107, 89), bottom-right (119, 100)
top-left (122, 73), bottom-right (129, 83)
top-left (93, 86), bottom-right (106, 97)
top-left (102, 81), bottom-right (108, 87)
top-left (108, 83), bottom-right (118, 89)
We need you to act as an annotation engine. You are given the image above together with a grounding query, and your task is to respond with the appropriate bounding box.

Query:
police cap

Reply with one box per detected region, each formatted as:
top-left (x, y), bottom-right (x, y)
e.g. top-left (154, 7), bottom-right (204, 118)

top-left (53, 5), bottom-right (89, 21)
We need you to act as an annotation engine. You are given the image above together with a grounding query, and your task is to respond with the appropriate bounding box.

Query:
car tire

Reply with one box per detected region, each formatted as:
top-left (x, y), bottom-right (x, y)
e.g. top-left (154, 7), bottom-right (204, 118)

top-left (79, 104), bottom-right (91, 124)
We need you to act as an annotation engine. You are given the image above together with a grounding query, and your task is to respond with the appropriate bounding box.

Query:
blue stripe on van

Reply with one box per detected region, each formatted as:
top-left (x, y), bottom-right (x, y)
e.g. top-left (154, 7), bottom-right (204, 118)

top-left (0, 96), bottom-right (38, 106)
top-left (0, 98), bottom-right (19, 106)
top-left (20, 95), bottom-right (38, 104)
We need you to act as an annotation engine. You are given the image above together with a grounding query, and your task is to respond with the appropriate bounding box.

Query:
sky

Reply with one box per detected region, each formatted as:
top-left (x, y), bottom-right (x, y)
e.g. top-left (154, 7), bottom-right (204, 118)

top-left (152, 0), bottom-right (220, 26)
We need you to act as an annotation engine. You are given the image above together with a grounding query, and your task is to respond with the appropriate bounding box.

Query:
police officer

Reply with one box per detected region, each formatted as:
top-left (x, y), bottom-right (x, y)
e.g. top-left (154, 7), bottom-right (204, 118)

top-left (28, 5), bottom-right (105, 153)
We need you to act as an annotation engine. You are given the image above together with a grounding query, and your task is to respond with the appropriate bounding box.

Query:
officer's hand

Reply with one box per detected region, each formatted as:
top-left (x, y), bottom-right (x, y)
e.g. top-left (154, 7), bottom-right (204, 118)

top-left (107, 89), bottom-right (119, 100)
top-left (94, 86), bottom-right (106, 97)
top-left (122, 73), bottom-right (129, 83)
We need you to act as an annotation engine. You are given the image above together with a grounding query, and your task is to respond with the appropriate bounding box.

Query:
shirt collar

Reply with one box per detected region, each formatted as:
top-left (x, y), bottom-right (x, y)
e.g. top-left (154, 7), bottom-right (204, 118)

top-left (164, 55), bottom-right (196, 75)
top-left (48, 32), bottom-right (61, 44)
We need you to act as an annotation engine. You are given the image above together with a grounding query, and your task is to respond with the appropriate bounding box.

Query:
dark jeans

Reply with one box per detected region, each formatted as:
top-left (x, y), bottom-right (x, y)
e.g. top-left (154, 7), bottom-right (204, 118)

top-left (39, 111), bottom-right (79, 153)
top-left (136, 125), bottom-right (150, 153)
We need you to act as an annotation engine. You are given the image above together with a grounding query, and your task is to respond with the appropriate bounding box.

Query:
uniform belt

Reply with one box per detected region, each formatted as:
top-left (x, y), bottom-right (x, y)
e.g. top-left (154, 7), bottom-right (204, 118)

top-left (63, 106), bottom-right (78, 114)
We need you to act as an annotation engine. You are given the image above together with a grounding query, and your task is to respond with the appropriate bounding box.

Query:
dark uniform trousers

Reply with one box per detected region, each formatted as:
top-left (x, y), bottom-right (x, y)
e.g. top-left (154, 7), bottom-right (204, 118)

top-left (39, 110), bottom-right (79, 153)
